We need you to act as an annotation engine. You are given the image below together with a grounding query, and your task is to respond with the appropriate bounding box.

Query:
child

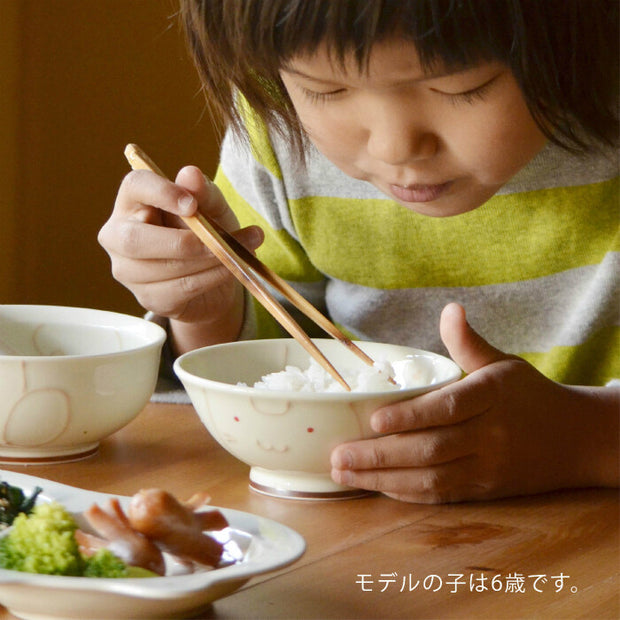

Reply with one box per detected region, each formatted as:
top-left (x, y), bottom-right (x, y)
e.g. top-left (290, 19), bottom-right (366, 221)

top-left (99, 0), bottom-right (619, 503)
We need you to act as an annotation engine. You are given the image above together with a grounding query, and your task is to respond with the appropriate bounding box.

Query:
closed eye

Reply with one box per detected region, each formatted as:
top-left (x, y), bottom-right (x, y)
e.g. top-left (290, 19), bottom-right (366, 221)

top-left (435, 74), bottom-right (500, 106)
top-left (299, 86), bottom-right (347, 103)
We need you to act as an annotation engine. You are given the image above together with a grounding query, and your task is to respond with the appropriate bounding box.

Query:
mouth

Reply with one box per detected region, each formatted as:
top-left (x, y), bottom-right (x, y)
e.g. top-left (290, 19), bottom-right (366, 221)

top-left (388, 181), bottom-right (452, 204)
top-left (256, 439), bottom-right (289, 453)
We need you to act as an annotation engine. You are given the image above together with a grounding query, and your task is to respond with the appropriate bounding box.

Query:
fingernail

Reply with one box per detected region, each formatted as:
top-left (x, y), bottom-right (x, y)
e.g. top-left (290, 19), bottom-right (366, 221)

top-left (247, 226), bottom-right (264, 248)
top-left (331, 448), bottom-right (353, 469)
top-left (371, 410), bottom-right (390, 433)
top-left (332, 469), bottom-right (353, 486)
top-left (178, 194), bottom-right (195, 214)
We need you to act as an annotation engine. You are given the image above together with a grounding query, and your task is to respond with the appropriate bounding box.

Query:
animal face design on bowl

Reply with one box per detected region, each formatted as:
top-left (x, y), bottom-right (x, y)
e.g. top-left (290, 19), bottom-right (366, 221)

top-left (2, 369), bottom-right (71, 449)
top-left (0, 327), bottom-right (77, 451)
top-left (190, 390), bottom-right (379, 473)
top-left (0, 353), bottom-right (130, 460)
top-left (0, 323), bottom-right (126, 450)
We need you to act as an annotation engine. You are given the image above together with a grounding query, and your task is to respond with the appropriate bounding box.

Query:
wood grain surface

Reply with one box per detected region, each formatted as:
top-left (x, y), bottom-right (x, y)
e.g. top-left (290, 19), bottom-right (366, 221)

top-left (0, 403), bottom-right (617, 619)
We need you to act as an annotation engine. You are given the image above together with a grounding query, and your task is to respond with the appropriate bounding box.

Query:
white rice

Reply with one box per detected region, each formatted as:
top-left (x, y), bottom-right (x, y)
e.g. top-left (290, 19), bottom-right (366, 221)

top-left (242, 356), bottom-right (430, 393)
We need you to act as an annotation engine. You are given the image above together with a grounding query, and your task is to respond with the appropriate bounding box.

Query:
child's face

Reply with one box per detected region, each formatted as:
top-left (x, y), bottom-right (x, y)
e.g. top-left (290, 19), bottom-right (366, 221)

top-left (280, 40), bottom-right (547, 217)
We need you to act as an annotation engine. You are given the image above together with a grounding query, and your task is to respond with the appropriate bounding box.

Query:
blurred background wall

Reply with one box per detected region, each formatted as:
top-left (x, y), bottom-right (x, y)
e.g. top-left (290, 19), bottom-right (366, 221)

top-left (0, 0), bottom-right (221, 315)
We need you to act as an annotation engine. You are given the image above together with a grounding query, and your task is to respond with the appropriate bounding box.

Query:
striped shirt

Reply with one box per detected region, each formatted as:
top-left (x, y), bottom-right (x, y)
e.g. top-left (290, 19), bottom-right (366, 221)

top-left (215, 110), bottom-right (619, 387)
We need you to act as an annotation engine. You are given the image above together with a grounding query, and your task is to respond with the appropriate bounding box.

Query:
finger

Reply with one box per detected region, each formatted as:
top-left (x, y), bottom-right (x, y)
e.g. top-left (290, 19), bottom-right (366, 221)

top-left (331, 422), bottom-right (475, 472)
top-left (129, 266), bottom-right (236, 318)
top-left (174, 167), bottom-right (265, 254)
top-left (371, 371), bottom-right (493, 433)
top-left (175, 166), bottom-right (238, 229)
top-left (99, 220), bottom-right (207, 261)
top-left (103, 216), bottom-right (263, 261)
top-left (440, 302), bottom-right (510, 374)
top-left (109, 252), bottom-right (223, 287)
top-left (115, 170), bottom-right (197, 220)
top-left (331, 457), bottom-right (484, 504)
top-left (232, 225), bottom-right (265, 254)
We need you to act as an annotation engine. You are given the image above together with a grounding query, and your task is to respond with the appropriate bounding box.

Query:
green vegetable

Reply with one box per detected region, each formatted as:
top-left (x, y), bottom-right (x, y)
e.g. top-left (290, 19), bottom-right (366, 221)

top-left (82, 549), bottom-right (129, 578)
top-left (0, 501), bottom-right (156, 578)
top-left (0, 502), bottom-right (81, 575)
top-left (82, 550), bottom-right (156, 578)
top-left (0, 481), bottom-right (42, 527)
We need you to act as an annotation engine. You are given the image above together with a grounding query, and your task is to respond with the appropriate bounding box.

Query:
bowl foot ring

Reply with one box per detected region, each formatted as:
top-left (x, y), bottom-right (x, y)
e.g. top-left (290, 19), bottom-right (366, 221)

top-left (0, 444), bottom-right (99, 465)
top-left (249, 479), bottom-right (374, 501)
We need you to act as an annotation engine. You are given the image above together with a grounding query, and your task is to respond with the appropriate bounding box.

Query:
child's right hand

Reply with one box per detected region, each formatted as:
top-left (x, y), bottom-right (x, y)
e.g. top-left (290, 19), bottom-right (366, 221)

top-left (98, 165), bottom-right (264, 354)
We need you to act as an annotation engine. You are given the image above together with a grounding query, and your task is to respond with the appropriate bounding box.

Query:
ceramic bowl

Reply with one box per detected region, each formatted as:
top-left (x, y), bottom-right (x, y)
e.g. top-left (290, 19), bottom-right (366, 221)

top-left (0, 305), bottom-right (166, 463)
top-left (174, 339), bottom-right (461, 500)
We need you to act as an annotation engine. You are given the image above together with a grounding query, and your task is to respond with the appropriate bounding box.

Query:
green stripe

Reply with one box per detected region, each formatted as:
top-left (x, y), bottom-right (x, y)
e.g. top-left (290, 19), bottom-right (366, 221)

top-left (237, 95), bottom-right (283, 180)
top-left (215, 171), bottom-right (324, 282)
top-left (519, 326), bottom-right (620, 386)
top-left (290, 178), bottom-right (618, 287)
top-left (253, 301), bottom-right (287, 339)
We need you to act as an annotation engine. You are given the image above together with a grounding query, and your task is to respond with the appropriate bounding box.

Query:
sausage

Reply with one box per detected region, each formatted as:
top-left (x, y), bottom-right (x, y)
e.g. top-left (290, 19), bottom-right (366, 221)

top-left (82, 500), bottom-right (166, 575)
top-left (127, 489), bottom-right (227, 567)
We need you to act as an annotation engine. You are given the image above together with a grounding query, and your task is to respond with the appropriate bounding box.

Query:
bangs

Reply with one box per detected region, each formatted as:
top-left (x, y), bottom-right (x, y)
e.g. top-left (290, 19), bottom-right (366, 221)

top-left (263, 0), bottom-right (513, 75)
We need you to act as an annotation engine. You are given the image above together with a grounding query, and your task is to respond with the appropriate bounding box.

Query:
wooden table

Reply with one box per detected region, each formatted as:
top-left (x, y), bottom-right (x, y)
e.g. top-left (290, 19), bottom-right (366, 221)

top-left (0, 403), bottom-right (618, 619)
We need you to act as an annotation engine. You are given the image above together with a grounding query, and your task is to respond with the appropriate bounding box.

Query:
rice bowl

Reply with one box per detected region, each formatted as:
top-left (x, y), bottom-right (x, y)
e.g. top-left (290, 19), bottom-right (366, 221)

top-left (174, 338), bottom-right (462, 500)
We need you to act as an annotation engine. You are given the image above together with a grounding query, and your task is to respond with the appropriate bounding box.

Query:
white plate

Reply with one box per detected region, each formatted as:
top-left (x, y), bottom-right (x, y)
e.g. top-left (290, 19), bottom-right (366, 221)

top-left (0, 471), bottom-right (305, 619)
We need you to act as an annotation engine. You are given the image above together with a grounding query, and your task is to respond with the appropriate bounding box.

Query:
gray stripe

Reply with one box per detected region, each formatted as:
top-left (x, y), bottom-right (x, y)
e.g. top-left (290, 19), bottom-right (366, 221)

top-left (325, 252), bottom-right (620, 355)
top-left (498, 142), bottom-right (618, 194)
top-left (221, 132), bottom-right (300, 239)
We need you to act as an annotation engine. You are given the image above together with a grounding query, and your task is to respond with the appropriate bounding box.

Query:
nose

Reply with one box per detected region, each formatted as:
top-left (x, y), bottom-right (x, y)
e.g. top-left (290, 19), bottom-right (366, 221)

top-left (365, 101), bottom-right (438, 165)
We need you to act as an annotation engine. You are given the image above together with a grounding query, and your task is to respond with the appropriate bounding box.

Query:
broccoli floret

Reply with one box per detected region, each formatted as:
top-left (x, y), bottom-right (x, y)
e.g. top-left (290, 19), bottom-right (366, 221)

top-left (0, 502), bottom-right (82, 575)
top-left (82, 549), bottom-right (128, 578)
top-left (82, 549), bottom-right (157, 578)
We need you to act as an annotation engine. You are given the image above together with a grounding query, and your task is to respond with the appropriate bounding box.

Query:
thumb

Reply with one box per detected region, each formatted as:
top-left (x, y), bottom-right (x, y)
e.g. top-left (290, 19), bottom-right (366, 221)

top-left (440, 302), bottom-right (510, 374)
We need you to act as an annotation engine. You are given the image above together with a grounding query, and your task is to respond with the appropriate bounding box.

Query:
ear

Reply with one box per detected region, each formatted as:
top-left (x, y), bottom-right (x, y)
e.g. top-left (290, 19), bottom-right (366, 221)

top-left (439, 303), bottom-right (510, 374)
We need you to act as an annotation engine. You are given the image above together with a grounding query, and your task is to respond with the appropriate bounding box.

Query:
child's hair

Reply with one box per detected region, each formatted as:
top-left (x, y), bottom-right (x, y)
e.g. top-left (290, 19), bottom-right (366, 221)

top-left (181, 0), bottom-right (618, 156)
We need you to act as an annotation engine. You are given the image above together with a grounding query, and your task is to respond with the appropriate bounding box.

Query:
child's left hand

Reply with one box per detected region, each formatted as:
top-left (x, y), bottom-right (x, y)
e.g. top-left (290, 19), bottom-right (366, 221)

top-left (330, 303), bottom-right (619, 503)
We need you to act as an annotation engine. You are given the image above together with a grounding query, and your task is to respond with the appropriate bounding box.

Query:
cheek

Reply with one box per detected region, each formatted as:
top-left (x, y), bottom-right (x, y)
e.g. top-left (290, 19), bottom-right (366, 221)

top-left (453, 100), bottom-right (547, 185)
top-left (296, 103), bottom-right (362, 159)
top-left (303, 121), bottom-right (365, 178)
top-left (303, 114), bottom-right (353, 145)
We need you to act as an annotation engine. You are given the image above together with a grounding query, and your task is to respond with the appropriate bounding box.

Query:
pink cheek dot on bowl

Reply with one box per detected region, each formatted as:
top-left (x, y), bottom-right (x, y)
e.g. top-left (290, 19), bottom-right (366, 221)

top-left (234, 416), bottom-right (240, 422)
top-left (307, 427), bottom-right (314, 433)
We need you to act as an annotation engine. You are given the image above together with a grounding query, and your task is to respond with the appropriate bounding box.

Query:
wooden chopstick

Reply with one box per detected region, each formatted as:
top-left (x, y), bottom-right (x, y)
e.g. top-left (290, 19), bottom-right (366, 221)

top-left (124, 143), bottom-right (368, 391)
